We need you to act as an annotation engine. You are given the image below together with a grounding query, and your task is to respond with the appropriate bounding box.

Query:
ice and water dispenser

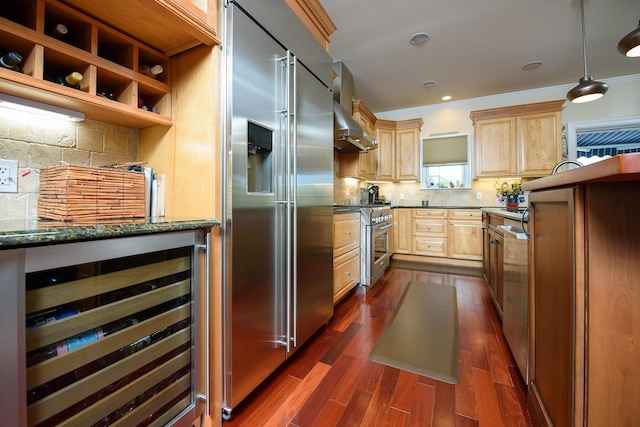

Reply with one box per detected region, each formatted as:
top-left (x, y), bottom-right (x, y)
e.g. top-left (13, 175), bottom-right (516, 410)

top-left (247, 120), bottom-right (273, 194)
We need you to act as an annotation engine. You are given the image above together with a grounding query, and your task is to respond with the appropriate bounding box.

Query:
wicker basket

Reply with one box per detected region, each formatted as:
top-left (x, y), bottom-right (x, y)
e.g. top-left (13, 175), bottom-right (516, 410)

top-left (38, 165), bottom-right (146, 221)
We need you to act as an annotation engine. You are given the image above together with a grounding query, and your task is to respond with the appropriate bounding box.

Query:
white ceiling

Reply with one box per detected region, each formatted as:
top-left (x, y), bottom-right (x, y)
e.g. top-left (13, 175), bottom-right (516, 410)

top-left (318, 0), bottom-right (640, 113)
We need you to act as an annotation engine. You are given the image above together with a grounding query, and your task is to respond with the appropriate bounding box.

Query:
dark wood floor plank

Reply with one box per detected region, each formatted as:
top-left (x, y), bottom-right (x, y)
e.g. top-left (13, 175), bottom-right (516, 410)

top-left (433, 381), bottom-right (456, 427)
top-left (355, 357), bottom-right (385, 395)
top-left (360, 365), bottom-right (402, 426)
top-left (455, 350), bottom-right (477, 420)
top-left (483, 332), bottom-right (514, 386)
top-left (224, 374), bottom-right (301, 427)
top-left (495, 382), bottom-right (530, 427)
top-left (455, 414), bottom-right (480, 427)
top-left (328, 355), bottom-right (368, 405)
top-left (221, 267), bottom-right (532, 427)
top-left (385, 407), bottom-right (410, 427)
top-left (475, 299), bottom-right (496, 334)
top-left (331, 294), bottom-right (364, 332)
top-left (508, 365), bottom-right (532, 426)
top-left (466, 311), bottom-right (490, 370)
top-left (287, 328), bottom-right (342, 379)
top-left (417, 375), bottom-right (437, 387)
top-left (458, 309), bottom-right (471, 352)
top-left (408, 383), bottom-right (436, 427)
top-left (390, 370), bottom-right (419, 413)
top-left (262, 362), bottom-right (332, 426)
top-left (292, 354), bottom-right (354, 426)
top-left (336, 389), bottom-right (372, 427)
top-left (473, 368), bottom-right (504, 427)
top-left (311, 400), bottom-right (345, 427)
top-left (320, 322), bottom-right (362, 365)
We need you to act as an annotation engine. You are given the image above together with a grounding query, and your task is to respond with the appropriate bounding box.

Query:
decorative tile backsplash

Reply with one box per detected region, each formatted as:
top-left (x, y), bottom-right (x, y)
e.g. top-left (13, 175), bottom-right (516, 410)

top-left (0, 112), bottom-right (138, 220)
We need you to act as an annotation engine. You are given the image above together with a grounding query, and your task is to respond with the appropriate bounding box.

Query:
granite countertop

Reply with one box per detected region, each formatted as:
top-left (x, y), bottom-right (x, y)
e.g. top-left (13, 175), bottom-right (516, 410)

top-left (0, 217), bottom-right (220, 249)
top-left (522, 152), bottom-right (640, 191)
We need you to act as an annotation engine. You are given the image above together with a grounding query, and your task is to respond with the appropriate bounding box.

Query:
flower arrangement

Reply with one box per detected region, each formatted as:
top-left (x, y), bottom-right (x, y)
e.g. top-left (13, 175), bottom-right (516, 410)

top-left (494, 180), bottom-right (522, 196)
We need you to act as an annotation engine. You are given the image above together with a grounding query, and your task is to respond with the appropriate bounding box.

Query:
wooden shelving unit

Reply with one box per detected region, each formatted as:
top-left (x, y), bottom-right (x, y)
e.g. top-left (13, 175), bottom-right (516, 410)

top-left (0, 0), bottom-right (216, 128)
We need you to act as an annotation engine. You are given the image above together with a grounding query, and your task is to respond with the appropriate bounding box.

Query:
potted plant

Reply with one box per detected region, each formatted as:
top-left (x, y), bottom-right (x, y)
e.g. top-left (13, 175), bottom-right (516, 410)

top-left (495, 180), bottom-right (522, 210)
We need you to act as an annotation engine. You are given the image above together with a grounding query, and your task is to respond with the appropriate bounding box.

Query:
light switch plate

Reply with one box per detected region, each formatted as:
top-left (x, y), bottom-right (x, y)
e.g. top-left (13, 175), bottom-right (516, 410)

top-left (0, 159), bottom-right (18, 193)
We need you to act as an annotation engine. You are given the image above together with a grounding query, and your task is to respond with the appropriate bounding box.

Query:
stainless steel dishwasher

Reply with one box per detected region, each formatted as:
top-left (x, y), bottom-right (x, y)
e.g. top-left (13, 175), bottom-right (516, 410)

top-left (500, 217), bottom-right (530, 383)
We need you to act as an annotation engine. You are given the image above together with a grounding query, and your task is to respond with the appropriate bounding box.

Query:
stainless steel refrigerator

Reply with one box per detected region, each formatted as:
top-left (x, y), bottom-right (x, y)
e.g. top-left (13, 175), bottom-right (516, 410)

top-left (222, 0), bottom-right (334, 418)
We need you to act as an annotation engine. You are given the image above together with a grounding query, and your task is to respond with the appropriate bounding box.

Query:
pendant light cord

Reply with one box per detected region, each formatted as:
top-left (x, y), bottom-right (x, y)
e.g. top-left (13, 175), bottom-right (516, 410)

top-left (580, 0), bottom-right (588, 77)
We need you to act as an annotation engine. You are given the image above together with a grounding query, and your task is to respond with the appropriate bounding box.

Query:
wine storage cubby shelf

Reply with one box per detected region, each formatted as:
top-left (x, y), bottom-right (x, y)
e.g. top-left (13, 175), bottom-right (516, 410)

top-left (0, 0), bottom-right (218, 129)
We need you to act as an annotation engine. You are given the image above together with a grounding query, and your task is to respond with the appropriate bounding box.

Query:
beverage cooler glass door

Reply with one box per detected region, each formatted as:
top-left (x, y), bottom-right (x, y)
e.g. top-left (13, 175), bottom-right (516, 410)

top-left (0, 231), bottom-right (207, 427)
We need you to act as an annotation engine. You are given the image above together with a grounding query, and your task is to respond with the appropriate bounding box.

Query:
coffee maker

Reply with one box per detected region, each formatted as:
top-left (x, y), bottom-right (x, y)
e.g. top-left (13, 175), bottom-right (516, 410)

top-left (366, 184), bottom-right (379, 204)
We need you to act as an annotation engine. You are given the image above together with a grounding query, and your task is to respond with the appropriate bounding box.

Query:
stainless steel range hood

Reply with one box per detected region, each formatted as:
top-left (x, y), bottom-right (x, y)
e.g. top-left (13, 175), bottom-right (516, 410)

top-left (333, 61), bottom-right (378, 152)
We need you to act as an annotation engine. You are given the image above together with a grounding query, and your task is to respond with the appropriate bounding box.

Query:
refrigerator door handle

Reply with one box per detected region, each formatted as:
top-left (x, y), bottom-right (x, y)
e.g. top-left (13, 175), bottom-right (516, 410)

top-left (290, 53), bottom-right (298, 349)
top-left (284, 50), bottom-right (294, 353)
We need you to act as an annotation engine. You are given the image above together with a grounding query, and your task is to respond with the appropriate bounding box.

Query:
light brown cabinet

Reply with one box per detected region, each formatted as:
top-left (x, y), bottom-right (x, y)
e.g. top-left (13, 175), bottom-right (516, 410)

top-left (392, 208), bottom-right (412, 254)
top-left (482, 212), bottom-right (504, 316)
top-left (527, 179), bottom-right (640, 427)
top-left (376, 118), bottom-right (423, 181)
top-left (333, 212), bottom-right (361, 303)
top-left (393, 208), bottom-right (483, 265)
top-left (470, 100), bottom-right (564, 179)
top-left (448, 209), bottom-right (483, 261)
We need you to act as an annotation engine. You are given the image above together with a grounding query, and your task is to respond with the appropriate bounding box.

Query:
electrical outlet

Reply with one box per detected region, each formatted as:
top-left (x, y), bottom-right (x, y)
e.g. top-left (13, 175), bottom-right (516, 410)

top-left (399, 193), bottom-right (405, 200)
top-left (0, 159), bottom-right (18, 193)
top-left (476, 191), bottom-right (482, 200)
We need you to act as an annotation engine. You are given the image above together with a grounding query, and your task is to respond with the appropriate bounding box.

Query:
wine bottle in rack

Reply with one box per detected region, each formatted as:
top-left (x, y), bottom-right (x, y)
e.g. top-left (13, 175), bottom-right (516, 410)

top-left (55, 71), bottom-right (83, 89)
top-left (139, 64), bottom-right (163, 78)
top-left (26, 318), bottom-right (139, 366)
top-left (26, 306), bottom-right (80, 329)
top-left (0, 52), bottom-right (23, 72)
top-left (48, 23), bottom-right (68, 39)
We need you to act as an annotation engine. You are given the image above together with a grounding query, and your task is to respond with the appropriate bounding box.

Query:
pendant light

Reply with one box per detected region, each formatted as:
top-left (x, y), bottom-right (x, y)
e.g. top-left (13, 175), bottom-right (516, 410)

top-left (618, 20), bottom-right (640, 57)
top-left (566, 0), bottom-right (608, 103)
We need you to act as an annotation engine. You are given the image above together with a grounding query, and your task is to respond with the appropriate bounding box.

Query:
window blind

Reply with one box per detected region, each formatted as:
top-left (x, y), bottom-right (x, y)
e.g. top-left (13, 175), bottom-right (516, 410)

top-left (422, 134), bottom-right (468, 166)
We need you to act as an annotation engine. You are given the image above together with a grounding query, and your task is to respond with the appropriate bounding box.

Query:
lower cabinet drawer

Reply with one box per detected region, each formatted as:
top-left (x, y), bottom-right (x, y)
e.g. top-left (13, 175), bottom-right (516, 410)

top-left (333, 248), bottom-right (360, 303)
top-left (413, 236), bottom-right (448, 257)
top-left (413, 218), bottom-right (448, 236)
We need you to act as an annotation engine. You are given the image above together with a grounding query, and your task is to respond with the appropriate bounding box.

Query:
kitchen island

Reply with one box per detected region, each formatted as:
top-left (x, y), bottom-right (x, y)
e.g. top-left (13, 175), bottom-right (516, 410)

top-left (0, 217), bottom-right (219, 427)
top-left (522, 153), bottom-right (640, 427)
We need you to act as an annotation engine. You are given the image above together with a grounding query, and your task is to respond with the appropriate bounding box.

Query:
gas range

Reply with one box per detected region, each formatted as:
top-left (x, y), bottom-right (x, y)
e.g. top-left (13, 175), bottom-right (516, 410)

top-left (333, 204), bottom-right (392, 226)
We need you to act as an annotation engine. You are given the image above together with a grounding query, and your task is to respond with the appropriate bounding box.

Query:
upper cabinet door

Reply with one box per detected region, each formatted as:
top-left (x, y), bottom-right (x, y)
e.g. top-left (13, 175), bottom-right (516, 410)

top-left (471, 100), bottom-right (564, 179)
top-left (474, 117), bottom-right (516, 178)
top-left (376, 126), bottom-right (396, 181)
top-left (517, 111), bottom-right (562, 177)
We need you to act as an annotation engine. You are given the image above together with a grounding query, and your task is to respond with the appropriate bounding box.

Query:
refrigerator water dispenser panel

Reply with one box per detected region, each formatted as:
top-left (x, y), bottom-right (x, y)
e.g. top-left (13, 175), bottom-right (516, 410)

top-left (247, 120), bottom-right (273, 194)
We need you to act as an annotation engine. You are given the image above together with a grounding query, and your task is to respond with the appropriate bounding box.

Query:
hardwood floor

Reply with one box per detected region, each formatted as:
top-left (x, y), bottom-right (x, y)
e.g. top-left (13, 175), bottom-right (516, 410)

top-left (222, 267), bottom-right (533, 427)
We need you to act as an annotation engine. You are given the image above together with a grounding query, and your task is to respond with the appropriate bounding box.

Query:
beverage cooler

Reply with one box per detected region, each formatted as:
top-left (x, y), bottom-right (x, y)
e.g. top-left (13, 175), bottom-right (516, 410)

top-left (0, 231), bottom-right (209, 427)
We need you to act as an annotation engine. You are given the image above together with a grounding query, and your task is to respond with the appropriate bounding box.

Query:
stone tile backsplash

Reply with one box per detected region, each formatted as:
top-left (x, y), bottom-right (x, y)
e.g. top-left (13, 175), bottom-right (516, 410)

top-left (0, 112), bottom-right (137, 220)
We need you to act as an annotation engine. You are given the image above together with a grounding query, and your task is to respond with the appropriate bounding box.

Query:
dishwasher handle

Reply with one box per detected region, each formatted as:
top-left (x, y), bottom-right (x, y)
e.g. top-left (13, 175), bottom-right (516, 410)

top-left (498, 225), bottom-right (530, 240)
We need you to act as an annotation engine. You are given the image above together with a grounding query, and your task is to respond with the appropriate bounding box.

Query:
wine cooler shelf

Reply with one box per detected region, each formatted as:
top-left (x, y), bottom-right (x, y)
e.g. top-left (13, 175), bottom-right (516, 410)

top-left (0, 231), bottom-right (208, 427)
top-left (0, 0), bottom-right (176, 128)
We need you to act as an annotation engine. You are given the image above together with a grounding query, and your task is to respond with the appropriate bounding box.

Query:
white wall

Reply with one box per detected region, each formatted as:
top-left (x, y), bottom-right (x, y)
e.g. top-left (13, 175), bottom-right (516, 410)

top-left (353, 74), bottom-right (640, 207)
top-left (376, 74), bottom-right (640, 138)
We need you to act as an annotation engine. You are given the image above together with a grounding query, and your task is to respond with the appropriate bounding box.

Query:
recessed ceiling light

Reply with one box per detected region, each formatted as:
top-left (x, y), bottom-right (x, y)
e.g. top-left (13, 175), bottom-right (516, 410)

top-left (410, 32), bottom-right (430, 46)
top-left (522, 61), bottom-right (542, 71)
top-left (442, 95), bottom-right (452, 101)
top-left (421, 80), bottom-right (436, 88)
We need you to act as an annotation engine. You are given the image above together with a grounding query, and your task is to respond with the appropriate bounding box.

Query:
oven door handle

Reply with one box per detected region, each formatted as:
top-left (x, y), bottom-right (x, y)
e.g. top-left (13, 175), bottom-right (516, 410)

top-left (372, 223), bottom-right (393, 233)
